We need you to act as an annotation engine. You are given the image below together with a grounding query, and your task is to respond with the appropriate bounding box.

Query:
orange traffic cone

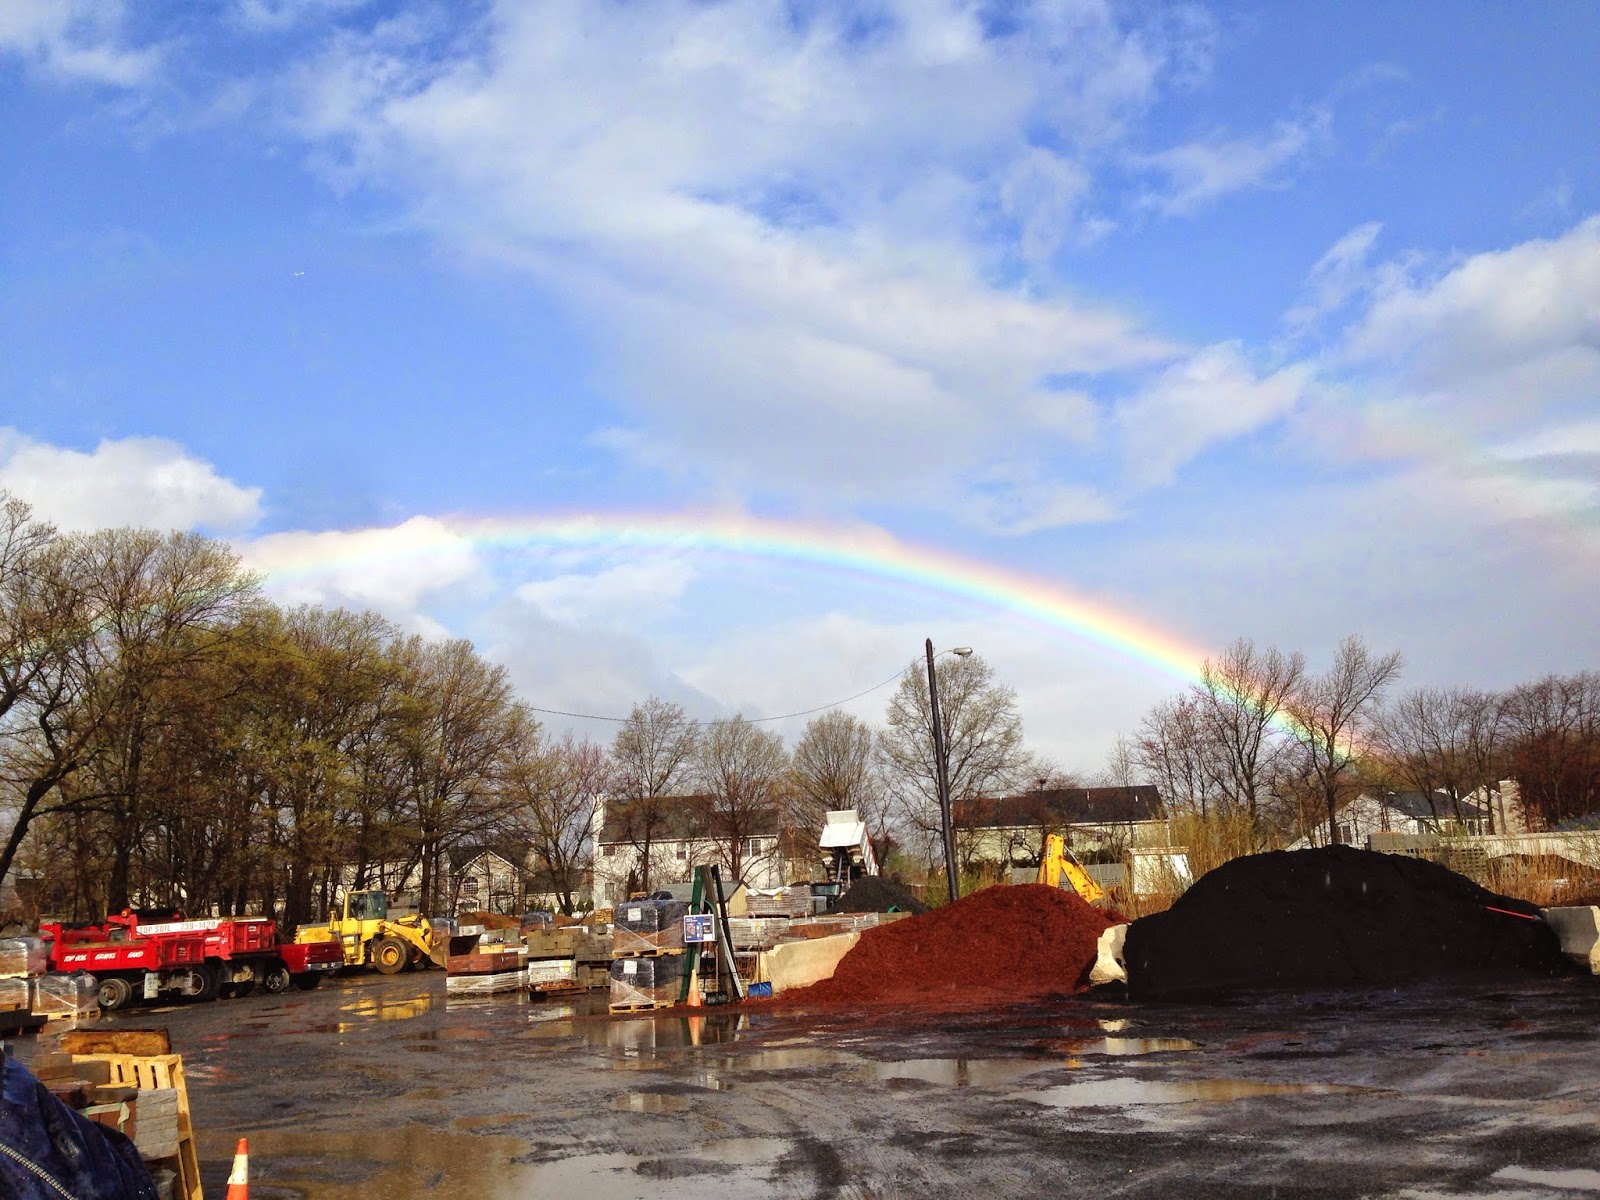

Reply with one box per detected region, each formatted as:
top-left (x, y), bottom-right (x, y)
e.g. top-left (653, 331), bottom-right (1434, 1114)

top-left (225, 1137), bottom-right (249, 1199)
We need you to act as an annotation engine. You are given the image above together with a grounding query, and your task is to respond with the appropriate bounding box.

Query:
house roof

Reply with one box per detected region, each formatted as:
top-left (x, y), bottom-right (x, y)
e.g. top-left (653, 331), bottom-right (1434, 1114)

top-left (966, 785), bottom-right (1165, 829)
top-left (1357, 790), bottom-right (1490, 821)
top-left (598, 794), bottom-right (783, 844)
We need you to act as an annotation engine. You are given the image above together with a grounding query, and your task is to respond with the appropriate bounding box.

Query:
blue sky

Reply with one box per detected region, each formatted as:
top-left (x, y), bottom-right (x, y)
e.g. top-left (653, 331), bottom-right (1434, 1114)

top-left (2, 1), bottom-right (1597, 770)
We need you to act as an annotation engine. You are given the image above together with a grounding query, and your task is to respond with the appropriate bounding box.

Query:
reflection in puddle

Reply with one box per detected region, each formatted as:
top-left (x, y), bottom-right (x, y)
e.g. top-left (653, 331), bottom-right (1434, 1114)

top-left (614, 1092), bottom-right (692, 1113)
top-left (865, 1059), bottom-right (1048, 1088)
top-left (1069, 1038), bottom-right (1200, 1056)
top-left (1025, 1079), bottom-right (1364, 1108)
top-left (1493, 1165), bottom-right (1600, 1190)
top-left (518, 1139), bottom-right (792, 1199)
top-left (338, 994), bottom-right (435, 1022)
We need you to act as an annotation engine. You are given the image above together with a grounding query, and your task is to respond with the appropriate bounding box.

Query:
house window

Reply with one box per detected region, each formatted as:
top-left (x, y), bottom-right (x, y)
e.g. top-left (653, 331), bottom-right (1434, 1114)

top-left (1336, 823), bottom-right (1352, 845)
top-left (744, 838), bottom-right (767, 856)
top-left (463, 878), bottom-right (479, 895)
top-left (602, 845), bottom-right (616, 858)
top-left (676, 845), bottom-right (688, 859)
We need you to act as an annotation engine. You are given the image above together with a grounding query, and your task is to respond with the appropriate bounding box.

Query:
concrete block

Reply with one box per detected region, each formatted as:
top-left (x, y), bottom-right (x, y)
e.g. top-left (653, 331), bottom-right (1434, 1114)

top-left (1543, 906), bottom-right (1600, 974)
top-left (1089, 924), bottom-right (1128, 986)
top-left (761, 931), bottom-right (860, 994)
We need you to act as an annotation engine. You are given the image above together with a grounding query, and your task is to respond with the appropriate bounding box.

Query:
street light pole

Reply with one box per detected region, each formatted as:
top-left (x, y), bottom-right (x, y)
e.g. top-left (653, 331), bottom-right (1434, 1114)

top-left (925, 638), bottom-right (969, 905)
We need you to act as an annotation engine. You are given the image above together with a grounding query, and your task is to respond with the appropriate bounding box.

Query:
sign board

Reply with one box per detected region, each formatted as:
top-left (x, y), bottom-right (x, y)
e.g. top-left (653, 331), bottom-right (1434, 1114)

top-left (683, 914), bottom-right (716, 944)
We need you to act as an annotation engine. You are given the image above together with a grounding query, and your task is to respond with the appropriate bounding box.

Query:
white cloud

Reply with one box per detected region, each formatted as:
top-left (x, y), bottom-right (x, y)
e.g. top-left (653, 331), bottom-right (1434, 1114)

top-left (240, 516), bottom-right (484, 622)
top-left (0, 0), bottom-right (161, 86)
top-left (279, 0), bottom-right (1208, 523)
top-left (515, 560), bottom-right (697, 627)
top-left (1345, 215), bottom-right (1600, 386)
top-left (0, 430), bottom-right (262, 533)
top-left (1137, 112), bottom-right (1327, 214)
top-left (1282, 221), bottom-right (1384, 337)
top-left (1115, 344), bottom-right (1310, 486)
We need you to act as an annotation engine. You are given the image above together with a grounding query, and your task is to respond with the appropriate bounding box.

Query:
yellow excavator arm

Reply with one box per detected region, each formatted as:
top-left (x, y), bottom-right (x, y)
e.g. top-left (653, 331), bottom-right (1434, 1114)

top-left (1037, 833), bottom-right (1107, 906)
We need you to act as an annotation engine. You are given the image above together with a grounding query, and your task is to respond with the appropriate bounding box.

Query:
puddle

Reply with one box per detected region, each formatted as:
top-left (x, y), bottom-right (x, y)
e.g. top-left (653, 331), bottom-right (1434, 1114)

top-left (614, 1092), bottom-right (693, 1113)
top-left (1023, 1079), bottom-right (1366, 1108)
top-left (1062, 1037), bottom-right (1201, 1056)
top-left (862, 1058), bottom-right (1050, 1088)
top-left (1492, 1165), bottom-right (1600, 1190)
top-left (716, 1047), bottom-right (857, 1072)
top-left (518, 1139), bottom-right (792, 1199)
top-left (338, 994), bottom-right (435, 1022)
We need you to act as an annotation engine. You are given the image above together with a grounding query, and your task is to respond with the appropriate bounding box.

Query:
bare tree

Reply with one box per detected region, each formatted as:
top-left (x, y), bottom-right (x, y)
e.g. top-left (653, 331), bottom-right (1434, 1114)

top-left (790, 711), bottom-right (885, 853)
top-left (696, 716), bottom-right (789, 882)
top-left (1134, 694), bottom-right (1228, 818)
top-left (505, 729), bottom-right (605, 915)
top-left (1283, 636), bottom-right (1404, 845)
top-left (1196, 639), bottom-right (1304, 834)
top-left (390, 636), bottom-right (526, 914)
top-left (1499, 673), bottom-right (1600, 829)
top-left (877, 653), bottom-right (1029, 870)
top-left (1375, 686), bottom-right (1504, 830)
top-left (608, 697), bottom-right (698, 893)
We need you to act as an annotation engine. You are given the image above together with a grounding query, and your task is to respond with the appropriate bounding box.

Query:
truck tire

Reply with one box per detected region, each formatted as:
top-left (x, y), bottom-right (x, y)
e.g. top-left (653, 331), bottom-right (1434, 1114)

top-left (192, 963), bottom-right (222, 1002)
top-left (96, 975), bottom-right (134, 1011)
top-left (372, 936), bottom-right (409, 975)
top-left (260, 961), bottom-right (292, 994)
top-left (292, 972), bottom-right (322, 991)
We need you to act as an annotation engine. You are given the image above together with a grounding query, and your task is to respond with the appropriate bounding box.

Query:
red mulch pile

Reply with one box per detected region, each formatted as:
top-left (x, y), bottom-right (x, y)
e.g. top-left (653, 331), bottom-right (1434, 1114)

top-left (775, 884), bottom-right (1118, 1011)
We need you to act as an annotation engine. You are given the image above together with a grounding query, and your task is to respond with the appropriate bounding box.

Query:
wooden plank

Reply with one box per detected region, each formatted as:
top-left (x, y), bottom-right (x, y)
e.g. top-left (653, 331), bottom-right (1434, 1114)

top-left (62, 1028), bottom-right (172, 1056)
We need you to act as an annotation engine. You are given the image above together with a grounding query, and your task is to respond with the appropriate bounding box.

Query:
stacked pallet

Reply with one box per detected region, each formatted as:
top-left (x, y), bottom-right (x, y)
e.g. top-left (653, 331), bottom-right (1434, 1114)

top-left (445, 946), bottom-right (524, 996)
top-left (0, 936), bottom-right (88, 1032)
top-left (525, 923), bottom-right (613, 998)
top-left (609, 899), bottom-right (687, 1011)
top-left (744, 886), bottom-right (814, 918)
top-left (48, 1028), bottom-right (202, 1200)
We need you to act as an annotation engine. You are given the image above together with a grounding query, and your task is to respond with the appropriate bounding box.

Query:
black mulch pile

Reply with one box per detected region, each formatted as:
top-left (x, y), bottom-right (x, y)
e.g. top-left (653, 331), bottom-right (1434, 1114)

top-left (835, 876), bottom-right (928, 915)
top-left (1124, 845), bottom-right (1572, 1000)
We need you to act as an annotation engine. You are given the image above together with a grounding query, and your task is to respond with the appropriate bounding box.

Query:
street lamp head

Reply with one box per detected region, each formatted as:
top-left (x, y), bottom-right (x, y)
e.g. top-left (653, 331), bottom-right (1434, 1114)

top-left (952, 646), bottom-right (973, 657)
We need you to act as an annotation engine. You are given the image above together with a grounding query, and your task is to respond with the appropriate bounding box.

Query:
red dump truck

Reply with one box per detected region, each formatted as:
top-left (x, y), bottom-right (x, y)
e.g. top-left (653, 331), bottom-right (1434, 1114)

top-left (39, 909), bottom-right (344, 1010)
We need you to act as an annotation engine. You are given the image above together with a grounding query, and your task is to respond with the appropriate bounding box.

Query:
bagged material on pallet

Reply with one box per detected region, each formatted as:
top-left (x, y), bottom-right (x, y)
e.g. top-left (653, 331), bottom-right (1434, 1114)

top-left (32, 973), bottom-right (98, 1019)
top-left (609, 954), bottom-right (682, 1008)
top-left (0, 936), bottom-right (49, 979)
top-left (745, 886), bottom-right (812, 918)
top-left (526, 959), bottom-right (577, 987)
top-left (0, 976), bottom-right (30, 1012)
top-left (612, 899), bottom-right (687, 956)
top-left (445, 968), bottom-right (525, 996)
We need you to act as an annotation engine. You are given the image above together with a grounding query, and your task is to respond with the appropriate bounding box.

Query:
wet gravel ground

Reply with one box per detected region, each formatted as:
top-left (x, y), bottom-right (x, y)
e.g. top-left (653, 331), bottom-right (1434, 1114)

top-left (16, 971), bottom-right (1600, 1198)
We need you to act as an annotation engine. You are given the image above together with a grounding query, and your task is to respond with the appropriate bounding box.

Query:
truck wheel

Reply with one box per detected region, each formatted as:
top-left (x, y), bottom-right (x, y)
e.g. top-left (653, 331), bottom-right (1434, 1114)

top-left (260, 961), bottom-right (292, 994)
top-left (372, 936), bottom-right (408, 975)
top-left (96, 976), bottom-right (134, 1011)
top-left (192, 963), bottom-right (222, 1002)
top-left (292, 973), bottom-right (323, 991)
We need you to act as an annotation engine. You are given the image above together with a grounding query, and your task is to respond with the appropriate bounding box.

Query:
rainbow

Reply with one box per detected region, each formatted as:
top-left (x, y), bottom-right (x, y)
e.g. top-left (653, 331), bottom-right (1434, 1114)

top-left (247, 509), bottom-right (1217, 686)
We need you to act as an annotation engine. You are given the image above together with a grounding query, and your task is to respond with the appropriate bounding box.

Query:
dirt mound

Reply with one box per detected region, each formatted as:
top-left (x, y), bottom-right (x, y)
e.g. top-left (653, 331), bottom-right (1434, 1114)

top-left (1124, 846), bottom-right (1571, 1000)
top-left (781, 883), bottom-right (1115, 1010)
top-left (834, 876), bottom-right (928, 914)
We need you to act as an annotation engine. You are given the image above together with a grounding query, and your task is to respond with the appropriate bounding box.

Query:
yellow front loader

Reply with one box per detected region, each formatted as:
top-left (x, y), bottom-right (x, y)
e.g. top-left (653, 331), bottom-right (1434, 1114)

top-left (1037, 833), bottom-right (1108, 906)
top-left (294, 889), bottom-right (451, 974)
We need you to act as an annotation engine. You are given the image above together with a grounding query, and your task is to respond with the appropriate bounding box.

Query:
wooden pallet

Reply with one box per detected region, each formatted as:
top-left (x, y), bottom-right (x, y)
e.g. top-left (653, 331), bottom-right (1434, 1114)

top-left (69, 1052), bottom-right (201, 1200)
top-left (608, 999), bottom-right (676, 1012)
